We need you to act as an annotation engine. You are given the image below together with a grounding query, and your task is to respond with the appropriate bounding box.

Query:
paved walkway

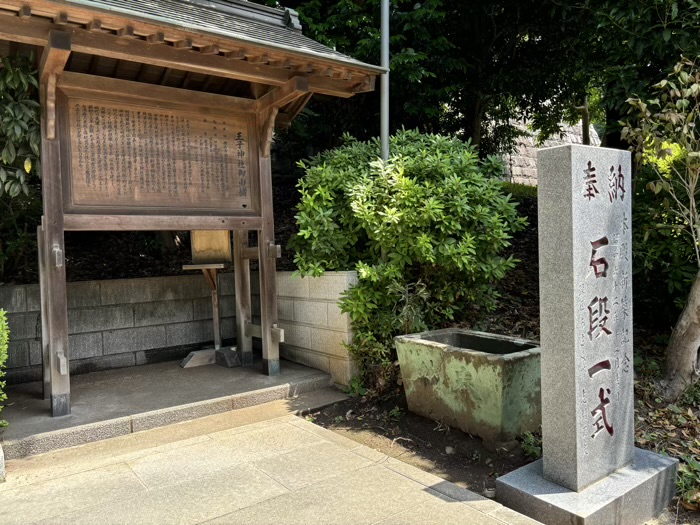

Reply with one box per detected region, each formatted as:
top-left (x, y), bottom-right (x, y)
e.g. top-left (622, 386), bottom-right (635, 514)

top-left (1, 400), bottom-right (540, 525)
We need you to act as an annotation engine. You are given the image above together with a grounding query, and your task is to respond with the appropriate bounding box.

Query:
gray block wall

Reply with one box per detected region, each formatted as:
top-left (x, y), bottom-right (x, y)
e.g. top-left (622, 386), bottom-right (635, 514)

top-left (504, 122), bottom-right (601, 186)
top-left (275, 271), bottom-right (358, 386)
top-left (0, 271), bottom-right (356, 386)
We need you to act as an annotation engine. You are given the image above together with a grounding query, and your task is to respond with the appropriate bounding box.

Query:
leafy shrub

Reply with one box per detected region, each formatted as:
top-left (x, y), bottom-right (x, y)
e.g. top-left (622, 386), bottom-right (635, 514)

top-left (292, 130), bottom-right (526, 385)
top-left (0, 309), bottom-right (8, 427)
top-left (520, 431), bottom-right (542, 460)
top-left (678, 456), bottom-right (700, 510)
top-left (0, 54), bottom-right (42, 282)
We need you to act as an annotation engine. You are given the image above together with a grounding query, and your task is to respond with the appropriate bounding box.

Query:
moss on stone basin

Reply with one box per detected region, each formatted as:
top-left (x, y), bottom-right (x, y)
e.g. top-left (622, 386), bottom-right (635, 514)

top-left (394, 328), bottom-right (541, 443)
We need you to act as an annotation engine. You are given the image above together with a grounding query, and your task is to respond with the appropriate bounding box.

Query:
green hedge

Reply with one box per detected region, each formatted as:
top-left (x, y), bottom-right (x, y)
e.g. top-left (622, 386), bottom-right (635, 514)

top-left (292, 130), bottom-right (526, 385)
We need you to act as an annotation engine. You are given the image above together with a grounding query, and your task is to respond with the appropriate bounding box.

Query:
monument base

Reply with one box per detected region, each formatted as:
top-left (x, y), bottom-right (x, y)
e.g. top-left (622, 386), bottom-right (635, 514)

top-left (496, 448), bottom-right (677, 525)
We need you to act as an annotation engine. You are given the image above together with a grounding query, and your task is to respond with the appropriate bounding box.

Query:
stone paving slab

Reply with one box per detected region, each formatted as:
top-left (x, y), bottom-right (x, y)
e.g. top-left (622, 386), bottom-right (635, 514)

top-left (2, 398), bottom-right (539, 525)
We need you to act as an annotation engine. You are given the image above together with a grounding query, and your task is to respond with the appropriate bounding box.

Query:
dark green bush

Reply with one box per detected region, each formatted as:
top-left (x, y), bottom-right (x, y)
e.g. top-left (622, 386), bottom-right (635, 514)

top-left (292, 130), bottom-right (526, 385)
top-left (0, 309), bottom-right (8, 427)
top-left (502, 182), bottom-right (538, 201)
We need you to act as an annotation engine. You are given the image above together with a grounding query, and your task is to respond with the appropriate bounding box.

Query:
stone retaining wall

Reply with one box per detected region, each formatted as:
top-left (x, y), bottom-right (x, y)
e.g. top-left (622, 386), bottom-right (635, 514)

top-left (0, 271), bottom-right (356, 386)
top-left (504, 122), bottom-right (601, 186)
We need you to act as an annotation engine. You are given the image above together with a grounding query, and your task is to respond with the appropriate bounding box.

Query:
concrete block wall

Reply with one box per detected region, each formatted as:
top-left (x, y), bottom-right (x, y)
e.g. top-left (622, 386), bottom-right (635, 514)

top-left (0, 271), bottom-right (357, 386)
top-left (274, 271), bottom-right (357, 386)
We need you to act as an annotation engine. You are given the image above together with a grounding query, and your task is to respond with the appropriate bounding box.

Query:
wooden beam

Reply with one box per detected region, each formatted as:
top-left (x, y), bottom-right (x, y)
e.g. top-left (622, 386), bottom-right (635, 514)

top-left (37, 220), bottom-right (50, 400)
top-left (225, 49), bottom-right (245, 60)
top-left (18, 5), bottom-right (30, 18)
top-left (199, 44), bottom-right (219, 55)
top-left (146, 32), bottom-right (165, 44)
top-left (180, 71), bottom-right (193, 89)
top-left (39, 31), bottom-right (71, 140)
top-left (256, 76), bottom-right (309, 113)
top-left (87, 54), bottom-right (99, 75)
top-left (269, 58), bottom-right (291, 68)
top-left (116, 26), bottom-right (135, 39)
top-left (63, 214), bottom-right (263, 231)
top-left (233, 230), bottom-right (253, 365)
top-left (39, 30), bottom-right (71, 83)
top-left (85, 19), bottom-right (101, 32)
top-left (246, 54), bottom-right (269, 64)
top-left (256, 106), bottom-right (281, 375)
top-left (58, 72), bottom-right (258, 113)
top-left (159, 67), bottom-right (172, 85)
top-left (173, 38), bottom-right (193, 50)
top-left (53, 12), bottom-right (67, 26)
top-left (276, 92), bottom-right (313, 128)
top-left (39, 82), bottom-right (70, 416)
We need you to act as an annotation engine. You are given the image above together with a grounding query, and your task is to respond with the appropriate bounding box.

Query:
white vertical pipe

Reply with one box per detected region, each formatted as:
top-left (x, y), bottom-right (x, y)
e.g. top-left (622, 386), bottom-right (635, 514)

top-left (380, 0), bottom-right (390, 161)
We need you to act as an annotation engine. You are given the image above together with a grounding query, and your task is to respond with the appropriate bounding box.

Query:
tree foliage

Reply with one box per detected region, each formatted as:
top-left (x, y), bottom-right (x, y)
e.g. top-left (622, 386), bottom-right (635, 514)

top-left (292, 130), bottom-right (526, 383)
top-left (256, 0), bottom-right (593, 157)
top-left (0, 54), bottom-right (41, 282)
top-left (624, 57), bottom-right (700, 398)
top-left (581, 0), bottom-right (700, 147)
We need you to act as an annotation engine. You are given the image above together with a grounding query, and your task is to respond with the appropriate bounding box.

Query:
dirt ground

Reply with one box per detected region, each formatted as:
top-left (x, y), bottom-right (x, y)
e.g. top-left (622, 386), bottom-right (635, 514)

top-left (309, 389), bottom-right (699, 525)
top-left (310, 388), bottom-right (528, 495)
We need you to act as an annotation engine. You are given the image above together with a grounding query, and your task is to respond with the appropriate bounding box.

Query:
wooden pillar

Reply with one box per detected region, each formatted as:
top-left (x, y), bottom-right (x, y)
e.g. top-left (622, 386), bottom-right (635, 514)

top-left (37, 221), bottom-right (50, 400)
top-left (39, 31), bottom-right (72, 416)
top-left (257, 108), bottom-right (281, 375)
top-left (233, 230), bottom-right (253, 365)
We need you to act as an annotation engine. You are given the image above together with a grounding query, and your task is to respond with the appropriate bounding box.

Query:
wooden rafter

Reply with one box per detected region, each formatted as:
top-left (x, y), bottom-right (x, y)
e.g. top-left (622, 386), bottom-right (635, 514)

top-left (256, 76), bottom-right (308, 113)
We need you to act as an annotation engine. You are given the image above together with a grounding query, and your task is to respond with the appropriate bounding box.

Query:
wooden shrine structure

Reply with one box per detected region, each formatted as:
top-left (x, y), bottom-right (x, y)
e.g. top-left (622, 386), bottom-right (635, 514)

top-left (0, 0), bottom-right (382, 416)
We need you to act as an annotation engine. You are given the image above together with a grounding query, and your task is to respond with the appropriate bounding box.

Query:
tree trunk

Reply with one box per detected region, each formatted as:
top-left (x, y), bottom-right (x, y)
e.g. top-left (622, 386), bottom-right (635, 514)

top-left (461, 96), bottom-right (484, 149)
top-left (664, 269), bottom-right (700, 399)
top-left (601, 106), bottom-right (625, 150)
top-left (578, 96), bottom-right (590, 146)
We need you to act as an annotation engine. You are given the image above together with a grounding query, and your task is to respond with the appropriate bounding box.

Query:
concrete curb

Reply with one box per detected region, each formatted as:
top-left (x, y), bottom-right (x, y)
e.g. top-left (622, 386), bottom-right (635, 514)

top-left (2, 374), bottom-right (333, 461)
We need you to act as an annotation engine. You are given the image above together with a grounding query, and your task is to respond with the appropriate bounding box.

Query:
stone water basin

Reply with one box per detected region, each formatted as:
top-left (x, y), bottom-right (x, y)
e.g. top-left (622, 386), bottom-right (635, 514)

top-left (394, 328), bottom-right (541, 444)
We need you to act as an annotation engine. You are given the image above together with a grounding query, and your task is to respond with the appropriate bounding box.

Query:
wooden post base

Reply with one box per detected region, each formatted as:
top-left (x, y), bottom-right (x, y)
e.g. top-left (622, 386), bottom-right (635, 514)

top-left (240, 348), bottom-right (254, 366)
top-left (262, 358), bottom-right (280, 376)
top-left (51, 393), bottom-right (71, 417)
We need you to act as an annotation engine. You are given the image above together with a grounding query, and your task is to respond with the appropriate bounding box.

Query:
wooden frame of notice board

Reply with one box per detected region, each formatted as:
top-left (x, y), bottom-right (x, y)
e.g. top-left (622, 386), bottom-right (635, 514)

top-left (57, 73), bottom-right (263, 230)
top-left (36, 32), bottom-right (309, 416)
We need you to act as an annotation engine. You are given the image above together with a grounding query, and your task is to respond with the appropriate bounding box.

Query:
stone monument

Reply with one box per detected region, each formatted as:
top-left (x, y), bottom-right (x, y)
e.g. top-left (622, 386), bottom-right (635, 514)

top-left (496, 145), bottom-right (678, 524)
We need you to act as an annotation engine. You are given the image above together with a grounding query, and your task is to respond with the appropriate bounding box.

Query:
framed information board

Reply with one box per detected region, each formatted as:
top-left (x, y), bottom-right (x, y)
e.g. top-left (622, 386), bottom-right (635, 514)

top-left (58, 74), bottom-right (259, 217)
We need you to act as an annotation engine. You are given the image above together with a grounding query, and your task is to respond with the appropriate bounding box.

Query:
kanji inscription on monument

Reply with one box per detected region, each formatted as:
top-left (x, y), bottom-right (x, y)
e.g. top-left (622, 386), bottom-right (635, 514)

top-left (66, 98), bottom-right (253, 212)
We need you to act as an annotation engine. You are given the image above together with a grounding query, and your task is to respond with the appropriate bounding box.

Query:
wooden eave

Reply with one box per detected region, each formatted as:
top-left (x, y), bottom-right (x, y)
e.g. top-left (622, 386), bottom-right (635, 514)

top-left (0, 0), bottom-right (380, 99)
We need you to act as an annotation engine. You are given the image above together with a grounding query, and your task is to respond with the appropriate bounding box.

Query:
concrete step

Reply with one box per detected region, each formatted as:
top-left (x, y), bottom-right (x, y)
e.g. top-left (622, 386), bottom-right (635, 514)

top-left (1, 368), bottom-right (346, 461)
